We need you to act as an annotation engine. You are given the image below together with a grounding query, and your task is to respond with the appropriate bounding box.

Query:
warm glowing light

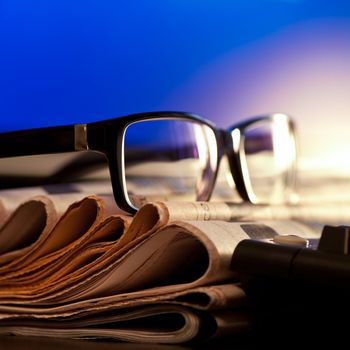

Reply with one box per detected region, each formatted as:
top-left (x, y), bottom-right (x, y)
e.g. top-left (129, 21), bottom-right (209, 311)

top-left (272, 114), bottom-right (293, 171)
top-left (164, 20), bottom-right (350, 176)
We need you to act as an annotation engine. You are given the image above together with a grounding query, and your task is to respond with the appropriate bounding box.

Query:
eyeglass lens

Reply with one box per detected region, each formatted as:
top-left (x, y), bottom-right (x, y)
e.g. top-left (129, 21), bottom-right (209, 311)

top-left (122, 115), bottom-right (295, 208)
top-left (239, 115), bottom-right (295, 203)
top-left (123, 119), bottom-right (217, 208)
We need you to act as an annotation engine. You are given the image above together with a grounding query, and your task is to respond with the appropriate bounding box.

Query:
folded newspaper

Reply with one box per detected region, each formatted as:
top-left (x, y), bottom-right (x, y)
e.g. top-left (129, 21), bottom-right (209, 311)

top-left (0, 183), bottom-right (339, 344)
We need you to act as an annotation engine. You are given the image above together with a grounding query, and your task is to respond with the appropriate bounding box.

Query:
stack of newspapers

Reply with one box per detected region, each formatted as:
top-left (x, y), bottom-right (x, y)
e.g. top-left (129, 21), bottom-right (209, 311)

top-left (0, 180), bottom-right (336, 344)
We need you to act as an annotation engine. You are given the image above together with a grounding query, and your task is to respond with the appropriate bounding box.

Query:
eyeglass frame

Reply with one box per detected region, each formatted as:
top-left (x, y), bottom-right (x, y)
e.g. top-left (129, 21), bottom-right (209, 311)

top-left (0, 111), bottom-right (297, 214)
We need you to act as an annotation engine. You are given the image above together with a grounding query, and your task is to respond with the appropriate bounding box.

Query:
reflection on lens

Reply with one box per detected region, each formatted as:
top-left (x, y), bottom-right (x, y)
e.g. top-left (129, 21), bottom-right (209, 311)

top-left (240, 114), bottom-right (295, 203)
top-left (123, 118), bottom-right (217, 208)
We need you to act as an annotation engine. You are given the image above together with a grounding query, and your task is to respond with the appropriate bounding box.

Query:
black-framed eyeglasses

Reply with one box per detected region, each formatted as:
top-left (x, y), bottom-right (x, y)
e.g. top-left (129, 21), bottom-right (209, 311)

top-left (0, 111), bottom-right (297, 214)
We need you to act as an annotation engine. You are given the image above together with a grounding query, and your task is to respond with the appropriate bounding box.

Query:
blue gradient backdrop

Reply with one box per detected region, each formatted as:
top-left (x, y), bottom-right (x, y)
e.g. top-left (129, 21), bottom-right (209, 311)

top-left (0, 1), bottom-right (350, 157)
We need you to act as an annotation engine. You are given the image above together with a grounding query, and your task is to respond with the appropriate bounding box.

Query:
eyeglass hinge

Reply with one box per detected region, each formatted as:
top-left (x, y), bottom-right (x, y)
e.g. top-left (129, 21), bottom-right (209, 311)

top-left (74, 124), bottom-right (88, 151)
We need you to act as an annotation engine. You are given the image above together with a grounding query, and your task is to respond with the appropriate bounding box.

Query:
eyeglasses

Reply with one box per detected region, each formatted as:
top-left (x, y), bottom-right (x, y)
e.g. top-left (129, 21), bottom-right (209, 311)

top-left (0, 112), bottom-right (297, 213)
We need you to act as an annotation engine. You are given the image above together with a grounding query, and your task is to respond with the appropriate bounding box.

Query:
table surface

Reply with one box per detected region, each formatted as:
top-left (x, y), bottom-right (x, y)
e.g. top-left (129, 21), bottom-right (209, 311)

top-left (0, 308), bottom-right (346, 350)
top-left (0, 335), bottom-right (253, 350)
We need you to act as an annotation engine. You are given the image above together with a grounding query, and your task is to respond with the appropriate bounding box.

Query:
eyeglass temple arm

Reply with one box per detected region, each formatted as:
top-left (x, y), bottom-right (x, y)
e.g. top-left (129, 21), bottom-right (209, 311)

top-left (0, 124), bottom-right (89, 158)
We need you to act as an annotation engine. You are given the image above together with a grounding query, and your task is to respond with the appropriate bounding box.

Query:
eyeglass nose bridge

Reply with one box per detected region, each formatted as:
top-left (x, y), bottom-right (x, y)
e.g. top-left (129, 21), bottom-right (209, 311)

top-left (219, 128), bottom-right (253, 203)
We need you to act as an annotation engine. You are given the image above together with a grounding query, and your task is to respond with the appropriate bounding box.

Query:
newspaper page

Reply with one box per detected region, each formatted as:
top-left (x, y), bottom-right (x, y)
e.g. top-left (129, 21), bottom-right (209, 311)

top-left (0, 195), bottom-right (323, 343)
top-left (0, 172), bottom-right (348, 344)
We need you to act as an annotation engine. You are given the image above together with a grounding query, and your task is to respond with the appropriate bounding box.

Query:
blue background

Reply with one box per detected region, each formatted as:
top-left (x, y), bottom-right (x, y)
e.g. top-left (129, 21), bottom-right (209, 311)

top-left (0, 0), bottom-right (350, 135)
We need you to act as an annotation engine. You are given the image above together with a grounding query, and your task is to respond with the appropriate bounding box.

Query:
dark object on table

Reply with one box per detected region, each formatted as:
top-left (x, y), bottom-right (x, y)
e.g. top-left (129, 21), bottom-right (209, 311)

top-left (231, 225), bottom-right (350, 346)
